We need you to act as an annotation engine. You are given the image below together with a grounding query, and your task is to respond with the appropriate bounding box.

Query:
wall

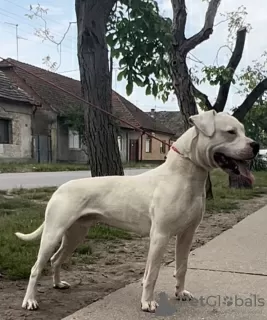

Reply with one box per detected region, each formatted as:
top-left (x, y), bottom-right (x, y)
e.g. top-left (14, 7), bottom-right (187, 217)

top-left (56, 124), bottom-right (172, 164)
top-left (57, 121), bottom-right (88, 163)
top-left (0, 101), bottom-right (32, 161)
top-left (141, 132), bottom-right (172, 161)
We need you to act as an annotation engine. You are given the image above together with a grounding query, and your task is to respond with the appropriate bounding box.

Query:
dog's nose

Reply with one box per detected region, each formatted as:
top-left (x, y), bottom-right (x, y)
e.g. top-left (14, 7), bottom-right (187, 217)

top-left (250, 141), bottom-right (260, 155)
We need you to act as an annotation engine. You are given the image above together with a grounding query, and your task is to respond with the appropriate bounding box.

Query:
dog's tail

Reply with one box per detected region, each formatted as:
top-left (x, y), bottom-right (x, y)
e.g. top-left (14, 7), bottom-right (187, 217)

top-left (15, 223), bottom-right (44, 241)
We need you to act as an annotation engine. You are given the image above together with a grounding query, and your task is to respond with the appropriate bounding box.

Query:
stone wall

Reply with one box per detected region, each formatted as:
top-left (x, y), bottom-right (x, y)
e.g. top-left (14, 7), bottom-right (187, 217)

top-left (0, 101), bottom-right (32, 161)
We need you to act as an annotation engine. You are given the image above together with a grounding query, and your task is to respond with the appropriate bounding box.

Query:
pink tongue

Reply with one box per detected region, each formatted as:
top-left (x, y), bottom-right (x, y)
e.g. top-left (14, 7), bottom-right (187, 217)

top-left (237, 162), bottom-right (255, 184)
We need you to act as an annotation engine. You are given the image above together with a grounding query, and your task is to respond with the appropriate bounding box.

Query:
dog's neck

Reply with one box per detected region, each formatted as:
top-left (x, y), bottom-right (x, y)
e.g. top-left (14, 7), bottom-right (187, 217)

top-left (164, 127), bottom-right (210, 180)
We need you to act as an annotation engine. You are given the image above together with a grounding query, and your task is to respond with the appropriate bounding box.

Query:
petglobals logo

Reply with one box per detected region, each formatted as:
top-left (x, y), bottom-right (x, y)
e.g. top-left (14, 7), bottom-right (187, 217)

top-left (188, 294), bottom-right (265, 308)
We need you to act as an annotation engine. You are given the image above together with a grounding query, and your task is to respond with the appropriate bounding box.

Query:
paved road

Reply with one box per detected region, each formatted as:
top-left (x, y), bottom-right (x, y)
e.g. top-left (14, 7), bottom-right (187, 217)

top-left (63, 205), bottom-right (267, 320)
top-left (0, 169), bottom-right (149, 190)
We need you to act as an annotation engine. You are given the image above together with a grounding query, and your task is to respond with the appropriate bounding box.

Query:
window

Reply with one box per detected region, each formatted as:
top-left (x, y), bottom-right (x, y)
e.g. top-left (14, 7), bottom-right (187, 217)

top-left (0, 119), bottom-right (11, 144)
top-left (117, 135), bottom-right (122, 152)
top-left (68, 129), bottom-right (81, 149)
top-left (145, 137), bottom-right (152, 153)
top-left (160, 140), bottom-right (166, 154)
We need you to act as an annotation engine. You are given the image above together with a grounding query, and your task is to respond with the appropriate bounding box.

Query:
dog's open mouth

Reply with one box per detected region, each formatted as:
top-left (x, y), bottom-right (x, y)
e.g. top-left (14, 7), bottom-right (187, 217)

top-left (214, 152), bottom-right (254, 183)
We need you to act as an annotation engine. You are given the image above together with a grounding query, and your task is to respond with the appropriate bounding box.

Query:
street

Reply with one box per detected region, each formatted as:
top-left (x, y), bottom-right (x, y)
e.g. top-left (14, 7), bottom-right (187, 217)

top-left (0, 169), bottom-right (149, 190)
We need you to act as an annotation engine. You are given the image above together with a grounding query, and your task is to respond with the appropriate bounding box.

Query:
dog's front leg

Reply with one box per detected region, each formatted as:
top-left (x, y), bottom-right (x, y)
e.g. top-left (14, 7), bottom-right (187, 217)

top-left (174, 226), bottom-right (196, 301)
top-left (141, 230), bottom-right (169, 313)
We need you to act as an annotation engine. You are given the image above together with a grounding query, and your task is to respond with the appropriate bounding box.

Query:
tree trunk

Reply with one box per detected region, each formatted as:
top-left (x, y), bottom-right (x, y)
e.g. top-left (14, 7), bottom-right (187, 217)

top-left (228, 174), bottom-right (252, 189)
top-left (170, 51), bottom-right (213, 199)
top-left (229, 161), bottom-right (253, 189)
top-left (170, 52), bottom-right (198, 130)
top-left (75, 0), bottom-right (124, 177)
top-left (206, 173), bottom-right (213, 199)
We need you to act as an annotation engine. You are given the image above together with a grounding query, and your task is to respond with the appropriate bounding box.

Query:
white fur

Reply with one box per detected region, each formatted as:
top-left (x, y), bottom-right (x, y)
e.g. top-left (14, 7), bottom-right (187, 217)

top-left (15, 111), bottom-right (257, 312)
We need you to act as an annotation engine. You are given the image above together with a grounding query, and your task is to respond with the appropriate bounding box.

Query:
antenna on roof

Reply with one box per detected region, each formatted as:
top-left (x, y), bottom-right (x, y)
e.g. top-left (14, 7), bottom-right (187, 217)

top-left (4, 23), bottom-right (27, 60)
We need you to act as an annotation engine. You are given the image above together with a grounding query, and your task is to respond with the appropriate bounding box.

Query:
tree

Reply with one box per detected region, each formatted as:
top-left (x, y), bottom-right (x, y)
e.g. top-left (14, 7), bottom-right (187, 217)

top-left (237, 54), bottom-right (267, 147)
top-left (107, 1), bottom-right (267, 189)
top-left (75, 0), bottom-right (125, 177)
top-left (29, 2), bottom-right (267, 188)
top-left (243, 105), bottom-right (267, 147)
top-left (27, 2), bottom-right (124, 177)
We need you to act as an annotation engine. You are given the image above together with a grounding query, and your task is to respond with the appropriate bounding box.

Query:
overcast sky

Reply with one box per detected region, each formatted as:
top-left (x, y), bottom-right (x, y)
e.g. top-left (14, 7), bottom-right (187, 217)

top-left (0, 0), bottom-right (265, 113)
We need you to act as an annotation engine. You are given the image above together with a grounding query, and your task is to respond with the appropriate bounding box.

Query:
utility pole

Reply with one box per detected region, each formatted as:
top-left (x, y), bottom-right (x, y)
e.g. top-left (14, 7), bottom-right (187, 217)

top-left (4, 23), bottom-right (27, 60)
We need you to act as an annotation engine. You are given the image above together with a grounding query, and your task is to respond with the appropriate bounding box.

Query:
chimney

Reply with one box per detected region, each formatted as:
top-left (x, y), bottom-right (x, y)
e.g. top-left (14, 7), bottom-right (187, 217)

top-left (151, 108), bottom-right (155, 118)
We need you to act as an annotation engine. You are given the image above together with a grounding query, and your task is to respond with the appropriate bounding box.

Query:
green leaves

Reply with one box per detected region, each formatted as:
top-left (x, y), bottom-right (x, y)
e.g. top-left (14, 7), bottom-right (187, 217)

top-left (126, 81), bottom-right (133, 95)
top-left (201, 65), bottom-right (236, 86)
top-left (107, 0), bottom-right (173, 101)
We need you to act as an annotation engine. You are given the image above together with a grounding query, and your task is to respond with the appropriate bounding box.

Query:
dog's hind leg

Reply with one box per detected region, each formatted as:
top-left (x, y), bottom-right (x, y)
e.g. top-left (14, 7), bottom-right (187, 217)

top-left (51, 223), bottom-right (88, 289)
top-left (22, 224), bottom-right (66, 310)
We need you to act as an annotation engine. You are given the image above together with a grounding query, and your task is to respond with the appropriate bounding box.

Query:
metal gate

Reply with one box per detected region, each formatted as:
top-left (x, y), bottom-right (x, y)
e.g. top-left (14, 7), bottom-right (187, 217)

top-left (33, 135), bottom-right (52, 163)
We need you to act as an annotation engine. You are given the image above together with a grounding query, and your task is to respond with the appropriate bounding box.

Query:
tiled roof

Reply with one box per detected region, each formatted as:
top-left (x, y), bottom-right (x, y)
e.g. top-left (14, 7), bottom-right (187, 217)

top-left (0, 59), bottom-right (174, 135)
top-left (146, 110), bottom-right (184, 138)
top-left (0, 70), bottom-right (35, 105)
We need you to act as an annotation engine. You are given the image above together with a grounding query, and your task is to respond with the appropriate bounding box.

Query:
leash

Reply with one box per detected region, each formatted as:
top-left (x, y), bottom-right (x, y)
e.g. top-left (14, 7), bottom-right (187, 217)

top-left (0, 57), bottom-right (183, 155)
top-left (171, 145), bottom-right (182, 155)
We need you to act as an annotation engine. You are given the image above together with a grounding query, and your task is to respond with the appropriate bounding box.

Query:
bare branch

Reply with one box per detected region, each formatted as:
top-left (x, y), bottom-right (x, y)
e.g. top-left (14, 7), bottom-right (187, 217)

top-left (233, 78), bottom-right (267, 121)
top-left (214, 17), bottom-right (229, 27)
top-left (188, 52), bottom-right (206, 66)
top-left (213, 44), bottom-right (233, 66)
top-left (213, 27), bottom-right (247, 112)
top-left (171, 0), bottom-right (187, 45)
top-left (182, 0), bottom-right (221, 54)
top-left (27, 4), bottom-right (76, 71)
top-left (191, 84), bottom-right (213, 110)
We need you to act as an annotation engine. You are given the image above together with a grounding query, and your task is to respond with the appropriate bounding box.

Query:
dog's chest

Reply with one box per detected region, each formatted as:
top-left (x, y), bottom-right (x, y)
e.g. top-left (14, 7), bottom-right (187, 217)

top-left (155, 184), bottom-right (205, 234)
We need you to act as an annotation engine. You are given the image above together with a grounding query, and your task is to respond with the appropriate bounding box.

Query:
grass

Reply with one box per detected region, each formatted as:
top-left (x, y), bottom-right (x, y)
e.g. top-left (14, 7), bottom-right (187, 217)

top-left (0, 170), bottom-right (267, 280)
top-left (0, 162), bottom-right (157, 173)
top-left (207, 170), bottom-right (267, 212)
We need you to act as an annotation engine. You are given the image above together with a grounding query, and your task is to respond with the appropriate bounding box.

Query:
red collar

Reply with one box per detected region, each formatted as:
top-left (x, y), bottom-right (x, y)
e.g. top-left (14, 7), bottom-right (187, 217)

top-left (171, 145), bottom-right (182, 155)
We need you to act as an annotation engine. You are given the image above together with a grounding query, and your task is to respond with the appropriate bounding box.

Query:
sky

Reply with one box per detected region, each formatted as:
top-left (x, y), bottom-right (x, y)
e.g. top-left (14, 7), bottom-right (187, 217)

top-left (0, 0), bottom-right (266, 113)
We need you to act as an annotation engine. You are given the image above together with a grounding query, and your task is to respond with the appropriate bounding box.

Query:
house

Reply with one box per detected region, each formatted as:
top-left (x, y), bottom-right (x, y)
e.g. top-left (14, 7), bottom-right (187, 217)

top-left (0, 58), bottom-right (175, 163)
top-left (0, 70), bottom-right (39, 161)
top-left (147, 109), bottom-right (184, 140)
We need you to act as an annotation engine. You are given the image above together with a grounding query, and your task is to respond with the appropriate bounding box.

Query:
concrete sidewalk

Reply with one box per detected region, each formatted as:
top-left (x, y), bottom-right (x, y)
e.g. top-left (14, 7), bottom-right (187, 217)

top-left (63, 205), bottom-right (267, 320)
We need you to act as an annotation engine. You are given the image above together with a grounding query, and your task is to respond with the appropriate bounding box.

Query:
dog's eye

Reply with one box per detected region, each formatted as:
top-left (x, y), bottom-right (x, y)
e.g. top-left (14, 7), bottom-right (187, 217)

top-left (227, 130), bottom-right (236, 135)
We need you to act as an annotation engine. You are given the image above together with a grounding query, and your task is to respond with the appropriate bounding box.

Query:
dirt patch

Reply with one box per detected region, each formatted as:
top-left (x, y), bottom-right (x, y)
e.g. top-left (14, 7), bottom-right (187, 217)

top-left (1, 195), bottom-right (266, 320)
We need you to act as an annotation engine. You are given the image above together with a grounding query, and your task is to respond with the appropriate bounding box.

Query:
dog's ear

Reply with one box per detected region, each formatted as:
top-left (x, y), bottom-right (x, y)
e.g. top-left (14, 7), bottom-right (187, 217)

top-left (189, 109), bottom-right (217, 137)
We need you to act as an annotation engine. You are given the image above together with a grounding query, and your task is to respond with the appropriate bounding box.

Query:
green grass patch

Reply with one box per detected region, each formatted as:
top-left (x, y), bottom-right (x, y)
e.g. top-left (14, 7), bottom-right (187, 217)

top-left (206, 170), bottom-right (267, 212)
top-left (0, 162), bottom-right (157, 173)
top-left (1, 170), bottom-right (267, 280)
top-left (0, 188), bottom-right (132, 280)
top-left (87, 224), bottom-right (132, 240)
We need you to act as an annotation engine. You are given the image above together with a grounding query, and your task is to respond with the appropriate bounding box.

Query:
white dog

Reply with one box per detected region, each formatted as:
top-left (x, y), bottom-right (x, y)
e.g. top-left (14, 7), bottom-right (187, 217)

top-left (15, 110), bottom-right (259, 312)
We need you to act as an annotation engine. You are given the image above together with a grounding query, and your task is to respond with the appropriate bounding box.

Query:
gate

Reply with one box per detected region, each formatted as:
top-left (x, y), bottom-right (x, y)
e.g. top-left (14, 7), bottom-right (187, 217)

top-left (33, 135), bottom-right (52, 163)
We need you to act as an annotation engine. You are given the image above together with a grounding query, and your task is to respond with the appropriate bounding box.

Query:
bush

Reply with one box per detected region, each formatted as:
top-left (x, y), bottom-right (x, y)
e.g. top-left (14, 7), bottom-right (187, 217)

top-left (251, 155), bottom-right (267, 171)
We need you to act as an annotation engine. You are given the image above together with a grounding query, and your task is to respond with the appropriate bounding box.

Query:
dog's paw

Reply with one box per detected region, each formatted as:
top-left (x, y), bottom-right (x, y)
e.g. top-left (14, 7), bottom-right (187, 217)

top-left (53, 281), bottom-right (70, 289)
top-left (175, 289), bottom-right (193, 301)
top-left (22, 298), bottom-right (39, 310)
top-left (141, 300), bottom-right (159, 313)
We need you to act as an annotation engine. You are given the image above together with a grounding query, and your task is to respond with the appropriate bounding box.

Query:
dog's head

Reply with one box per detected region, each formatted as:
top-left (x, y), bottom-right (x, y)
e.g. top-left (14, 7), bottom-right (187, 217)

top-left (188, 110), bottom-right (259, 182)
